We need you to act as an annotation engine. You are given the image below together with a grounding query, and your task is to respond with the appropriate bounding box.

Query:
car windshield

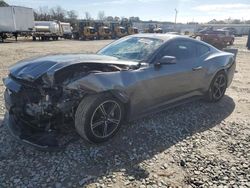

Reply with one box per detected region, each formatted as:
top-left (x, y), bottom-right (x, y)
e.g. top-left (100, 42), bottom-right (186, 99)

top-left (98, 37), bottom-right (164, 62)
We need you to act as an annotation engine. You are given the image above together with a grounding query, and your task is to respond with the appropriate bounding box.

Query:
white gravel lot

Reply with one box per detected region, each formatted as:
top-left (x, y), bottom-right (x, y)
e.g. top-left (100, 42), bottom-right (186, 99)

top-left (0, 37), bottom-right (249, 188)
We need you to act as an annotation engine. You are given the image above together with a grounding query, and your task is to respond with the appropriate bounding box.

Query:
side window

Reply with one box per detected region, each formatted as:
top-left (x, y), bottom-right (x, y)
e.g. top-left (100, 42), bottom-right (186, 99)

top-left (197, 44), bottom-right (210, 56)
top-left (162, 41), bottom-right (196, 60)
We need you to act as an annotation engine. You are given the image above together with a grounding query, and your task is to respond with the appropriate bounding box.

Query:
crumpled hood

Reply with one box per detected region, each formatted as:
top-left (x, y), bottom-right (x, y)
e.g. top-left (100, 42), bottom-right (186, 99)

top-left (9, 54), bottom-right (138, 81)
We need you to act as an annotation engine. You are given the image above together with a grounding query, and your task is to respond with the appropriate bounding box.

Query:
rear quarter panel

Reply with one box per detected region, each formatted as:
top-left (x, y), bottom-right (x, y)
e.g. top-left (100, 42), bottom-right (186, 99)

top-left (203, 51), bottom-right (235, 91)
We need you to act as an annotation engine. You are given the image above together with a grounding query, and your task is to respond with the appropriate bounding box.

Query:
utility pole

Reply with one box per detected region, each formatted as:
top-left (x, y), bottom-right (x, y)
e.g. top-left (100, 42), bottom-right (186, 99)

top-left (174, 8), bottom-right (178, 30)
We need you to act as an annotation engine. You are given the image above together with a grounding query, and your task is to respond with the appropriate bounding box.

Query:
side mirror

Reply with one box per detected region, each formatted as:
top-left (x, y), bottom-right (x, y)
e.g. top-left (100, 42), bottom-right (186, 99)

top-left (156, 56), bottom-right (177, 66)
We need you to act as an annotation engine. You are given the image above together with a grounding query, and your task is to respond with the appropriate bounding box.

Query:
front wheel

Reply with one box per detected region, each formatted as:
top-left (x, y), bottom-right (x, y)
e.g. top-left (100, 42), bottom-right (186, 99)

top-left (206, 71), bottom-right (227, 102)
top-left (75, 93), bottom-right (125, 143)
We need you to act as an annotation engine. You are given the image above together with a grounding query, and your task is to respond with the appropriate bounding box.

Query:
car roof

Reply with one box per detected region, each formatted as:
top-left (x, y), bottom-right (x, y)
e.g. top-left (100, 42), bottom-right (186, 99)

top-left (132, 33), bottom-right (207, 43)
top-left (131, 33), bottom-right (209, 44)
top-left (125, 33), bottom-right (218, 52)
top-left (131, 33), bottom-right (180, 41)
top-left (132, 33), bottom-right (219, 52)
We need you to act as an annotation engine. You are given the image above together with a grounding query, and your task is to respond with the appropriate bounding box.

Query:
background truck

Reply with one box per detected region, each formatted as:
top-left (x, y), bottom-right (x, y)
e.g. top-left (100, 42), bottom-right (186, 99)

top-left (0, 6), bottom-right (34, 42)
top-left (127, 26), bottom-right (139, 35)
top-left (110, 22), bottom-right (127, 39)
top-left (120, 19), bottom-right (138, 35)
top-left (73, 20), bottom-right (97, 40)
top-left (32, 21), bottom-right (63, 41)
top-left (144, 24), bottom-right (163, 33)
top-left (60, 22), bottom-right (72, 39)
top-left (95, 21), bottom-right (111, 39)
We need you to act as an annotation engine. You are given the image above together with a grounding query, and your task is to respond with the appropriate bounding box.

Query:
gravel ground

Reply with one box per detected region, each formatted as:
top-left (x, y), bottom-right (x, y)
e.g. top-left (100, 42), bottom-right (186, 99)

top-left (0, 37), bottom-right (249, 188)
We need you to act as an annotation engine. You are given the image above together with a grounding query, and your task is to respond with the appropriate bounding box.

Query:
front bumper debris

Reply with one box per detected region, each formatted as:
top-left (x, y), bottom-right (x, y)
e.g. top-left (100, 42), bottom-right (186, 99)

top-left (6, 112), bottom-right (62, 151)
top-left (5, 112), bottom-right (79, 151)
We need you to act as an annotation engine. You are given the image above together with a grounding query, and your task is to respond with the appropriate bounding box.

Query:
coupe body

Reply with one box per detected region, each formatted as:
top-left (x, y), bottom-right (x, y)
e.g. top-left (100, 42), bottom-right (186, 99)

top-left (3, 34), bottom-right (236, 149)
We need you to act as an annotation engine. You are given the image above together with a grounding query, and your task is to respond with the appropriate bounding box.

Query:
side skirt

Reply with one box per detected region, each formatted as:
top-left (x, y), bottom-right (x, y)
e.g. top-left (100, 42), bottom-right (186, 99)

top-left (128, 95), bottom-right (203, 122)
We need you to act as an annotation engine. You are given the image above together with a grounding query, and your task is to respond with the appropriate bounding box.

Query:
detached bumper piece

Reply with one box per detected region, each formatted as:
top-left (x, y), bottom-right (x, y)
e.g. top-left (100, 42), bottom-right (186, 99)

top-left (7, 113), bottom-right (59, 151)
top-left (6, 112), bottom-right (78, 151)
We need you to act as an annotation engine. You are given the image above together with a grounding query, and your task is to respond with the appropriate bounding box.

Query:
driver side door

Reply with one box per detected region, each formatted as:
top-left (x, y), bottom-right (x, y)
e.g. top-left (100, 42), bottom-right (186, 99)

top-left (137, 40), bottom-right (200, 114)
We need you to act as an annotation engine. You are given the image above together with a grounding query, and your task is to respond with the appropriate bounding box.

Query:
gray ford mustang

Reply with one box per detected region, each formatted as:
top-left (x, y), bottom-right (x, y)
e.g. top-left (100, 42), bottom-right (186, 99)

top-left (3, 34), bottom-right (236, 149)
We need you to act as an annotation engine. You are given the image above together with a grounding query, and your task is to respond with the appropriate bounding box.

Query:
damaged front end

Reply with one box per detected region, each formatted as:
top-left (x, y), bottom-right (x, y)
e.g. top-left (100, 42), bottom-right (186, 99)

top-left (3, 75), bottom-right (82, 150)
top-left (3, 55), bottom-right (133, 150)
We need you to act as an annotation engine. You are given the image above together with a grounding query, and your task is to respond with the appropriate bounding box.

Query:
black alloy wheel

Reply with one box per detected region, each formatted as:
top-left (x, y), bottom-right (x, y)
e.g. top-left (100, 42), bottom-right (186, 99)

top-left (212, 74), bottom-right (227, 100)
top-left (90, 100), bottom-right (122, 139)
top-left (206, 71), bottom-right (227, 102)
top-left (75, 93), bottom-right (124, 143)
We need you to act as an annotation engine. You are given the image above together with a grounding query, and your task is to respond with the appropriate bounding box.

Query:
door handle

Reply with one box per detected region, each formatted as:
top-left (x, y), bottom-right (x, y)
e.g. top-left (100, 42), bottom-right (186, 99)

top-left (192, 66), bottom-right (203, 71)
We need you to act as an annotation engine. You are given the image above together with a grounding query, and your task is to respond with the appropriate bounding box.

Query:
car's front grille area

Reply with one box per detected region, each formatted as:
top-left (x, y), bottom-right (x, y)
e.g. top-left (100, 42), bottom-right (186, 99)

top-left (6, 76), bottom-right (42, 108)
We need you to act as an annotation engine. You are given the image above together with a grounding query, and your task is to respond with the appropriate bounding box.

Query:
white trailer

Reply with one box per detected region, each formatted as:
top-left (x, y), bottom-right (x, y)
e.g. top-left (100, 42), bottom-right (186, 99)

top-left (33, 21), bottom-right (63, 41)
top-left (0, 6), bottom-right (34, 42)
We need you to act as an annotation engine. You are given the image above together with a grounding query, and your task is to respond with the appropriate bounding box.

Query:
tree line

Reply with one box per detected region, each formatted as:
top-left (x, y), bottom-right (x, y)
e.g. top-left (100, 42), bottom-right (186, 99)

top-left (1, 1), bottom-right (250, 25)
top-left (207, 19), bottom-right (250, 25)
top-left (21, 5), bottom-right (250, 25)
top-left (34, 6), bottom-right (78, 26)
top-left (33, 6), bottom-right (141, 27)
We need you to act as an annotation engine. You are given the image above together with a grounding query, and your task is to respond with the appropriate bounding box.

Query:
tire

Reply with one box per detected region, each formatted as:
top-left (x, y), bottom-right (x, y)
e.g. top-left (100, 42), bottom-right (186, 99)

top-left (75, 93), bottom-right (125, 143)
top-left (206, 71), bottom-right (227, 102)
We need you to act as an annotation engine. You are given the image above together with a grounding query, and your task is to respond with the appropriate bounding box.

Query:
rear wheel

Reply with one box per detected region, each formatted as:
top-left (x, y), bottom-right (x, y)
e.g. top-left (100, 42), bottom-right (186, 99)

top-left (75, 93), bottom-right (125, 143)
top-left (206, 71), bottom-right (227, 102)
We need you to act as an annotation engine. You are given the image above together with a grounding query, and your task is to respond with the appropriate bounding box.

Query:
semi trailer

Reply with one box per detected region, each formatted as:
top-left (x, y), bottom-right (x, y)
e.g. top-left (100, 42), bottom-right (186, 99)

top-left (0, 6), bottom-right (34, 42)
top-left (32, 21), bottom-right (63, 41)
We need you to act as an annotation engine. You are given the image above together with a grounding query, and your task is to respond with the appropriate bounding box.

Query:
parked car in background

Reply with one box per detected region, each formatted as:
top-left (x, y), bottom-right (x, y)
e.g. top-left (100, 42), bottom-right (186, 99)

top-left (3, 34), bottom-right (236, 150)
top-left (197, 27), bottom-right (214, 34)
top-left (212, 30), bottom-right (235, 45)
top-left (220, 27), bottom-right (240, 36)
top-left (195, 29), bottom-right (235, 49)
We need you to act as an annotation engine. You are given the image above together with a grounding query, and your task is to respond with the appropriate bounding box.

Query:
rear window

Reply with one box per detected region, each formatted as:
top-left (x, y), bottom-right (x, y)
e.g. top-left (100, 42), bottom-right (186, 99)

top-left (162, 41), bottom-right (196, 60)
top-left (197, 44), bottom-right (210, 56)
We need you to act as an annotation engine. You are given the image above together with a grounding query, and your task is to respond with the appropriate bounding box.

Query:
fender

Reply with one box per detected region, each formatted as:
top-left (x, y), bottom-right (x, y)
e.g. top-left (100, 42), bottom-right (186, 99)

top-left (204, 52), bottom-right (235, 90)
top-left (65, 71), bottom-right (132, 104)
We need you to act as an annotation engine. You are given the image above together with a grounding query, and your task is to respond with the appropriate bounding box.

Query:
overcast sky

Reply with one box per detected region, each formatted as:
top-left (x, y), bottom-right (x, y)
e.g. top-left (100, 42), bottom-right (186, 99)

top-left (5, 0), bottom-right (250, 23)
